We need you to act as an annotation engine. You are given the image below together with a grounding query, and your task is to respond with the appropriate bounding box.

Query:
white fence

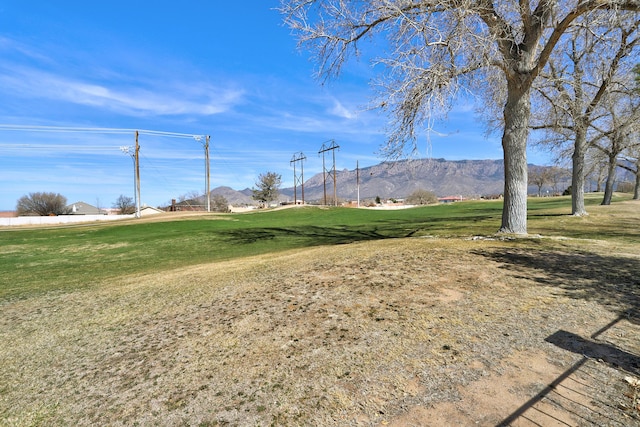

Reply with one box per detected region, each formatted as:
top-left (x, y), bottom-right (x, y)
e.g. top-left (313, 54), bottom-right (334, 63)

top-left (0, 214), bottom-right (136, 227)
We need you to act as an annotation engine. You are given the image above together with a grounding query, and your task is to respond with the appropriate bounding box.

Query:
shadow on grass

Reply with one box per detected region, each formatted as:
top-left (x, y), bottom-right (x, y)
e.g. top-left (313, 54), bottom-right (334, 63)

top-left (214, 224), bottom-right (412, 246)
top-left (475, 248), bottom-right (640, 319)
top-left (215, 215), bottom-right (499, 247)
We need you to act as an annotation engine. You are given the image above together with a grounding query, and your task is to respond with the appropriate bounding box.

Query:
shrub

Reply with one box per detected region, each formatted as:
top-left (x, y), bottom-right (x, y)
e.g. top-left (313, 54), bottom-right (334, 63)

top-left (406, 189), bottom-right (438, 205)
top-left (16, 192), bottom-right (71, 216)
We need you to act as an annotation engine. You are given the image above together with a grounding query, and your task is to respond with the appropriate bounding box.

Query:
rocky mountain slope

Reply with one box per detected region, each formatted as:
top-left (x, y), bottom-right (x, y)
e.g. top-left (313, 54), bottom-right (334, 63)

top-left (211, 158), bottom-right (568, 205)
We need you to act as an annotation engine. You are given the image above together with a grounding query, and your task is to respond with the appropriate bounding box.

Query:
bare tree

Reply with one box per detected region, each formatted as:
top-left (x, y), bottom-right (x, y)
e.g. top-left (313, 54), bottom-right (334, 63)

top-left (622, 64), bottom-right (640, 198)
top-left (406, 188), bottom-right (438, 205)
top-left (281, 0), bottom-right (640, 234)
top-left (252, 172), bottom-right (282, 207)
top-left (16, 192), bottom-right (71, 216)
top-left (617, 141), bottom-right (640, 198)
top-left (584, 148), bottom-right (609, 192)
top-left (528, 166), bottom-right (551, 196)
top-left (531, 15), bottom-right (640, 214)
top-left (112, 195), bottom-right (136, 215)
top-left (590, 88), bottom-right (640, 204)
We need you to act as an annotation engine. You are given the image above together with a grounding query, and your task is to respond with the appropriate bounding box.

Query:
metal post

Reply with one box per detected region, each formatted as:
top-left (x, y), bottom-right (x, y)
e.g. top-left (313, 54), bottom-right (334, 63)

top-left (332, 147), bottom-right (337, 206)
top-left (292, 156), bottom-right (297, 204)
top-left (291, 152), bottom-right (306, 205)
top-left (318, 140), bottom-right (340, 206)
top-left (321, 149), bottom-right (327, 205)
top-left (301, 157), bottom-right (305, 205)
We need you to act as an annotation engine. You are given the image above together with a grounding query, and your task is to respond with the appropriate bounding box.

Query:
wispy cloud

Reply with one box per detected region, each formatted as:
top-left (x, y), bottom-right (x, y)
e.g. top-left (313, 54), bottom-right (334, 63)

top-left (0, 37), bottom-right (53, 63)
top-left (0, 65), bottom-right (244, 117)
top-left (328, 99), bottom-right (356, 119)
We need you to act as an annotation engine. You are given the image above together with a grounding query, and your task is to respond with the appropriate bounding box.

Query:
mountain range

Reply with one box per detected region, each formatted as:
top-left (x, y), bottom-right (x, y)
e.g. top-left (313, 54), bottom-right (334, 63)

top-left (207, 158), bottom-right (568, 206)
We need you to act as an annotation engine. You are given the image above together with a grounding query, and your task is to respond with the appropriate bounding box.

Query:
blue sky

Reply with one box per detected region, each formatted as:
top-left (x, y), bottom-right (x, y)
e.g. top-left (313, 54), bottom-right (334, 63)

top-left (0, 1), bottom-right (551, 211)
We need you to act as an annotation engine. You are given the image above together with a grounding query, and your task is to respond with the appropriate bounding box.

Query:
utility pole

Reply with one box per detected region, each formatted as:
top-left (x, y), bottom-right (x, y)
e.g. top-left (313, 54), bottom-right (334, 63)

top-left (205, 135), bottom-right (211, 212)
top-left (318, 140), bottom-right (340, 206)
top-left (290, 152), bottom-right (306, 205)
top-left (120, 136), bottom-right (141, 219)
top-left (357, 160), bottom-right (360, 208)
top-left (134, 131), bottom-right (141, 218)
top-left (193, 135), bottom-right (211, 212)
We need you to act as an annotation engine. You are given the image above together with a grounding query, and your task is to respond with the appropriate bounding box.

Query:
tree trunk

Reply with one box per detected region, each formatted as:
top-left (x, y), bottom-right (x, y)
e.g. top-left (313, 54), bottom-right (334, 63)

top-left (571, 128), bottom-right (588, 216)
top-left (601, 153), bottom-right (617, 205)
top-left (499, 83), bottom-right (530, 235)
top-left (634, 168), bottom-right (639, 200)
top-left (595, 167), bottom-right (605, 192)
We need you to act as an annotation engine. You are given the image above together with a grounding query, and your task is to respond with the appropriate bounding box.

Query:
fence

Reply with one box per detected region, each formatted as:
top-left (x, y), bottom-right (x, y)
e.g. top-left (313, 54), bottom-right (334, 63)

top-left (0, 214), bottom-right (136, 227)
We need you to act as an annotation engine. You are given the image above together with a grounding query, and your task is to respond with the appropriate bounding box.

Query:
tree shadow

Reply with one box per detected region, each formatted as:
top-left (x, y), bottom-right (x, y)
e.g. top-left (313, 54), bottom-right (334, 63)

top-left (546, 330), bottom-right (640, 376)
top-left (214, 224), bottom-right (403, 246)
top-left (475, 248), bottom-right (640, 320)
top-left (498, 326), bottom-right (640, 426)
top-left (214, 214), bottom-right (496, 248)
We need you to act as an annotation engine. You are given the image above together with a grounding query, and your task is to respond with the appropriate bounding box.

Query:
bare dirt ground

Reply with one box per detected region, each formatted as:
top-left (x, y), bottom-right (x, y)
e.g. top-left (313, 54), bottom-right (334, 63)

top-left (1, 235), bottom-right (639, 426)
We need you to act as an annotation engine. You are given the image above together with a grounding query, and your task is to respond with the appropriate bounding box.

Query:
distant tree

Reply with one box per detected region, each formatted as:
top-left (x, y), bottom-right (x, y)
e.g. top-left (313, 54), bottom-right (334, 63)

top-left (528, 167), bottom-right (551, 197)
top-left (113, 195), bottom-right (136, 215)
top-left (618, 145), bottom-right (640, 199)
top-left (211, 195), bottom-right (230, 213)
top-left (530, 16), bottom-right (640, 215)
top-left (589, 89), bottom-right (639, 205)
top-left (16, 192), bottom-right (70, 216)
top-left (406, 189), bottom-right (438, 205)
top-left (585, 149), bottom-right (609, 192)
top-left (252, 172), bottom-right (282, 207)
top-left (178, 190), bottom-right (203, 203)
top-left (548, 166), bottom-right (571, 195)
top-left (325, 195), bottom-right (344, 206)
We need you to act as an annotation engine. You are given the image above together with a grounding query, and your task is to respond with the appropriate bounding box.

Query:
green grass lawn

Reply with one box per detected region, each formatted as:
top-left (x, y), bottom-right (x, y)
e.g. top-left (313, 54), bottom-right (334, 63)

top-left (0, 193), bottom-right (635, 300)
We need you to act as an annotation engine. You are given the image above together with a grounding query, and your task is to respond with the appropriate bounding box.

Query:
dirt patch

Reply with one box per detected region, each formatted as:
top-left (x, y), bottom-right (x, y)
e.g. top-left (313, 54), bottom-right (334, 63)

top-left (1, 237), bottom-right (639, 426)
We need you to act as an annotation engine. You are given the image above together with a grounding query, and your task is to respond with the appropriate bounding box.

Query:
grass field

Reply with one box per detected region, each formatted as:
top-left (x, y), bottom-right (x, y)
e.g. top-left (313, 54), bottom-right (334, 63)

top-left (1, 194), bottom-right (639, 426)
top-left (0, 194), bottom-right (633, 301)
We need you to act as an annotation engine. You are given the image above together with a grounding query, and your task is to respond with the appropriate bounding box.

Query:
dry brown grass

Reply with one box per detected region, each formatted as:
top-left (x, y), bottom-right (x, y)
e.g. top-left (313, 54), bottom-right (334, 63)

top-left (1, 235), bottom-right (639, 426)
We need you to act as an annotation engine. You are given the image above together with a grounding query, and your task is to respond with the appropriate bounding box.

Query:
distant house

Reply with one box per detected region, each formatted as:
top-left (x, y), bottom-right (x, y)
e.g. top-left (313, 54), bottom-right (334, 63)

top-left (139, 206), bottom-right (164, 216)
top-left (67, 201), bottom-right (106, 215)
top-left (438, 196), bottom-right (466, 203)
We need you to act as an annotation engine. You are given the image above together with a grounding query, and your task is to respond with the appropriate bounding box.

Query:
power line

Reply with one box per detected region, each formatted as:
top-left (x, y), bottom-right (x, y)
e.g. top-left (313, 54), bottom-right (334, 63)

top-left (0, 125), bottom-right (210, 211)
top-left (0, 144), bottom-right (122, 151)
top-left (0, 124), bottom-right (204, 139)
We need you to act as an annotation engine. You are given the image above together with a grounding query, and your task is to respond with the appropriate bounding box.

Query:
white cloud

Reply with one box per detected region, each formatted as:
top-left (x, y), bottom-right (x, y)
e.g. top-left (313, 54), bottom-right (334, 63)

top-left (0, 62), bottom-right (244, 117)
top-left (328, 99), bottom-right (356, 119)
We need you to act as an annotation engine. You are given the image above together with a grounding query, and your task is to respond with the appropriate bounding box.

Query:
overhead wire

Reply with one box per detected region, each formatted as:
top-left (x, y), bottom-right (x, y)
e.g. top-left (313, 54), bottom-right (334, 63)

top-left (0, 144), bottom-right (122, 151)
top-left (0, 125), bottom-right (210, 205)
top-left (0, 124), bottom-right (205, 139)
